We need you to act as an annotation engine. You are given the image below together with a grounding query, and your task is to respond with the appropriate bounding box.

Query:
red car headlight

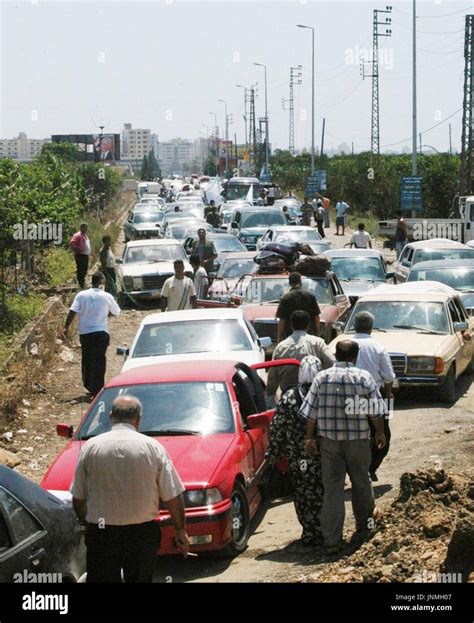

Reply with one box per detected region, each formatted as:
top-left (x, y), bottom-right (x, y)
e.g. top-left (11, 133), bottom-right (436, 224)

top-left (183, 488), bottom-right (222, 508)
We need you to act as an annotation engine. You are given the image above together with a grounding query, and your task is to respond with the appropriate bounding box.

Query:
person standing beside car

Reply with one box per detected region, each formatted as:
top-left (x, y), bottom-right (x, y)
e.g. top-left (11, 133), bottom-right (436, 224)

top-left (300, 197), bottom-right (314, 227)
top-left (161, 260), bottom-right (197, 312)
top-left (335, 200), bottom-right (350, 236)
top-left (395, 211), bottom-right (408, 259)
top-left (351, 311), bottom-right (395, 482)
top-left (190, 255), bottom-right (208, 299)
top-left (350, 223), bottom-right (372, 249)
top-left (99, 235), bottom-right (117, 297)
top-left (191, 228), bottom-right (218, 272)
top-left (71, 395), bottom-right (189, 582)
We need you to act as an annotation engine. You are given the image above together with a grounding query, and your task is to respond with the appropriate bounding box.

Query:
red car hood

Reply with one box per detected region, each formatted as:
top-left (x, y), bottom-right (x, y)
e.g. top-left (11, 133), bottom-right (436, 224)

top-left (42, 434), bottom-right (236, 493)
top-left (243, 302), bottom-right (332, 321)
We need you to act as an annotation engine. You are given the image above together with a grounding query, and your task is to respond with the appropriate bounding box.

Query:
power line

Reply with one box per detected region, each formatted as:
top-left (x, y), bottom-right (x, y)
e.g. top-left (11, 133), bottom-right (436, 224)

top-left (393, 5), bottom-right (472, 19)
top-left (381, 107), bottom-right (462, 149)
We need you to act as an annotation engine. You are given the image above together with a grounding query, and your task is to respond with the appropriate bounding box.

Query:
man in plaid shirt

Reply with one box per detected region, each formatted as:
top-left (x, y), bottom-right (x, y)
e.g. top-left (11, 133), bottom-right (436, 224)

top-left (299, 340), bottom-right (387, 553)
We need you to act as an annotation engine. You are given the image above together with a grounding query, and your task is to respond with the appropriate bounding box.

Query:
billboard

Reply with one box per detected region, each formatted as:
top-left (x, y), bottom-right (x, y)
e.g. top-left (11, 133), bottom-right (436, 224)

top-left (51, 134), bottom-right (120, 162)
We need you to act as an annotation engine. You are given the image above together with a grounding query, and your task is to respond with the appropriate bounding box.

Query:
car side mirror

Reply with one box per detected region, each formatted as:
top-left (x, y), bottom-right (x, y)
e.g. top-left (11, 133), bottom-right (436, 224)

top-left (385, 272), bottom-right (394, 279)
top-left (231, 221), bottom-right (238, 229)
top-left (246, 413), bottom-right (272, 430)
top-left (333, 320), bottom-right (346, 333)
top-left (116, 346), bottom-right (129, 357)
top-left (401, 260), bottom-right (410, 267)
top-left (259, 336), bottom-right (272, 349)
top-left (57, 423), bottom-right (73, 438)
top-left (454, 321), bottom-right (468, 332)
top-left (334, 294), bottom-right (348, 303)
top-left (115, 258), bottom-right (123, 264)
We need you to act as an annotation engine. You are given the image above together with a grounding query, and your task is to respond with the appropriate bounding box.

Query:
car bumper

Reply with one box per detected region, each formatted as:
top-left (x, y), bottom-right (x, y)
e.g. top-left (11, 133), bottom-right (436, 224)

top-left (158, 499), bottom-right (232, 555)
top-left (122, 289), bottom-right (163, 300)
top-left (396, 375), bottom-right (443, 387)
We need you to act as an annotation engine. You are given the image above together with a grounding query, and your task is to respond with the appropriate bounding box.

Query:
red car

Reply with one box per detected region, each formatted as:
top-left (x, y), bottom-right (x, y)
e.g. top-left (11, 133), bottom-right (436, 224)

top-left (41, 359), bottom-right (296, 557)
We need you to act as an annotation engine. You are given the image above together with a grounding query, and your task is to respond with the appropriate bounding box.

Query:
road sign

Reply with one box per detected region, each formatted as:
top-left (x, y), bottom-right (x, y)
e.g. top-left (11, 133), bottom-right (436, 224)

top-left (400, 176), bottom-right (423, 213)
top-left (306, 170), bottom-right (326, 196)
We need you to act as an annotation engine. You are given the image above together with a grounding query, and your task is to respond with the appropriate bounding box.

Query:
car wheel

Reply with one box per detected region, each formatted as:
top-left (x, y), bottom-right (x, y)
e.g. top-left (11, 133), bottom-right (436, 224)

top-left (464, 351), bottom-right (474, 375)
top-left (117, 292), bottom-right (129, 309)
top-left (439, 365), bottom-right (456, 403)
top-left (223, 481), bottom-right (250, 557)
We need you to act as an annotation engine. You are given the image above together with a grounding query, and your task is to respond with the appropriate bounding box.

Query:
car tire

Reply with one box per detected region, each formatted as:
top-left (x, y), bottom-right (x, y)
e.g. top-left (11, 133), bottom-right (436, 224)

top-left (464, 351), bottom-right (474, 375)
top-left (117, 292), bottom-right (129, 309)
top-left (439, 365), bottom-right (456, 403)
top-left (222, 481), bottom-right (250, 557)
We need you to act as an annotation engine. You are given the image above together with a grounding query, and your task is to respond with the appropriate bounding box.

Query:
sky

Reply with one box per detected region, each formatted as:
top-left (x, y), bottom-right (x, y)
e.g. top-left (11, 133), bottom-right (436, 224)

top-left (0, 0), bottom-right (473, 153)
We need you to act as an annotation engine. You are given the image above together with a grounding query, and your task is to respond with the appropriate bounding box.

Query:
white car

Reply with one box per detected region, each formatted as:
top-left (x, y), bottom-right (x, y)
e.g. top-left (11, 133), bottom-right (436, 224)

top-left (117, 308), bottom-right (271, 371)
top-left (256, 225), bottom-right (331, 254)
top-left (117, 239), bottom-right (192, 306)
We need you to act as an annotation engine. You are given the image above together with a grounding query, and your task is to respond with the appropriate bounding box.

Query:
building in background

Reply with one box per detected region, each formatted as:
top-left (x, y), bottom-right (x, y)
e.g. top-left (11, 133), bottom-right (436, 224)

top-left (157, 138), bottom-right (197, 176)
top-left (0, 132), bottom-right (50, 160)
top-left (122, 123), bottom-right (158, 160)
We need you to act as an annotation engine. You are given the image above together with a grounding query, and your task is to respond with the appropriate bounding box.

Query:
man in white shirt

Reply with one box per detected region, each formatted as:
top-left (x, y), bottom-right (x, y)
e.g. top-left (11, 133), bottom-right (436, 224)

top-left (350, 223), bottom-right (373, 249)
top-left (190, 255), bottom-right (208, 299)
top-left (62, 271), bottom-right (120, 397)
top-left (335, 200), bottom-right (350, 236)
top-left (160, 260), bottom-right (197, 312)
top-left (352, 311), bottom-right (395, 481)
top-left (71, 395), bottom-right (188, 582)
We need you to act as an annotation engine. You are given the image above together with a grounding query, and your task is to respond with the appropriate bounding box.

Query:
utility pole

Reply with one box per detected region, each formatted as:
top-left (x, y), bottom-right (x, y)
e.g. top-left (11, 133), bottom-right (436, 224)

top-left (320, 117), bottom-right (326, 164)
top-left (449, 123), bottom-right (453, 155)
top-left (254, 63), bottom-right (269, 178)
top-left (249, 85), bottom-right (258, 174)
top-left (412, 0), bottom-right (417, 177)
top-left (360, 6), bottom-right (392, 155)
top-left (282, 65), bottom-right (303, 154)
top-left (460, 14), bottom-right (474, 195)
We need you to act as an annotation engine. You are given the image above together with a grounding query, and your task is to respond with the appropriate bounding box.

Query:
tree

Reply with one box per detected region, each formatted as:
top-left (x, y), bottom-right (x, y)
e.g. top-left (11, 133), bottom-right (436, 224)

top-left (39, 142), bottom-right (82, 163)
top-left (147, 151), bottom-right (161, 179)
top-left (203, 156), bottom-right (217, 176)
top-left (140, 155), bottom-right (149, 180)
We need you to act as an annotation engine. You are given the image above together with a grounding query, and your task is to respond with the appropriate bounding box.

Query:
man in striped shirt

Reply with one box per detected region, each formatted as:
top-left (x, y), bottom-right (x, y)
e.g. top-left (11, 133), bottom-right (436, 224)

top-left (300, 340), bottom-right (386, 553)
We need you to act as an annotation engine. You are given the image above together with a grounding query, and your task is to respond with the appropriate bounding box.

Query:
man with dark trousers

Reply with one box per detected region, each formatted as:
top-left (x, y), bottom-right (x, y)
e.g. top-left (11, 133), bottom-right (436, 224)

top-left (62, 272), bottom-right (120, 397)
top-left (69, 222), bottom-right (91, 289)
top-left (71, 395), bottom-right (189, 582)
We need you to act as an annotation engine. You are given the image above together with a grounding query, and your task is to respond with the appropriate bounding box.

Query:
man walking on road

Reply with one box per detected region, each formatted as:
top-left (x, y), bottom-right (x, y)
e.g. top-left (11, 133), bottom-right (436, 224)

top-left (191, 228), bottom-right (218, 272)
top-left (69, 222), bottom-right (91, 289)
top-left (350, 223), bottom-right (372, 249)
top-left (63, 271), bottom-right (120, 397)
top-left (276, 272), bottom-right (321, 342)
top-left (300, 340), bottom-right (386, 554)
top-left (301, 197), bottom-right (314, 227)
top-left (335, 200), bottom-right (350, 236)
top-left (71, 395), bottom-right (189, 582)
top-left (352, 311), bottom-right (395, 481)
top-left (161, 260), bottom-right (197, 312)
top-left (395, 210), bottom-right (408, 259)
top-left (267, 311), bottom-right (334, 404)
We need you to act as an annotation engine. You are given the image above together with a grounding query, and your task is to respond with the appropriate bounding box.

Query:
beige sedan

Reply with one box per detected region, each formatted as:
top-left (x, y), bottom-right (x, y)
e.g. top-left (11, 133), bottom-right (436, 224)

top-left (329, 282), bottom-right (474, 403)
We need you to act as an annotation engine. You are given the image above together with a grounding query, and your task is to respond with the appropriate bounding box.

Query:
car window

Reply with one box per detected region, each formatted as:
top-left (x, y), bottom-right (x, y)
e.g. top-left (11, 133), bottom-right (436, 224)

top-left (0, 512), bottom-right (12, 553)
top-left (124, 244), bottom-right (186, 263)
top-left (78, 382), bottom-right (235, 438)
top-left (346, 301), bottom-right (450, 333)
top-left (0, 487), bottom-right (43, 545)
top-left (447, 300), bottom-right (461, 324)
top-left (132, 319), bottom-right (253, 357)
top-left (453, 298), bottom-right (468, 321)
top-left (219, 258), bottom-right (257, 279)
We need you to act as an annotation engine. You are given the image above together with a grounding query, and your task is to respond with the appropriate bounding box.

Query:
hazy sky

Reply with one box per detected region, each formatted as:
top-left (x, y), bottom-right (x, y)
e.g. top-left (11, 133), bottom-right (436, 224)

top-left (1, 0), bottom-right (472, 153)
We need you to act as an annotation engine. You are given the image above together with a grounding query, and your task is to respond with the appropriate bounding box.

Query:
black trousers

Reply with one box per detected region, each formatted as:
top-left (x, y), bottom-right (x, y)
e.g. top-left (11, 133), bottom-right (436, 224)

top-left (85, 521), bottom-right (161, 583)
top-left (75, 254), bottom-right (89, 288)
top-left (79, 331), bottom-right (110, 396)
top-left (316, 220), bottom-right (325, 238)
top-left (369, 416), bottom-right (391, 475)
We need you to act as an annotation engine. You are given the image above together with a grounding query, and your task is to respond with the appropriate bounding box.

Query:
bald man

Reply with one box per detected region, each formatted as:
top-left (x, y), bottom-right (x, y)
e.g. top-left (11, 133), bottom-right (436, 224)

top-left (300, 340), bottom-right (387, 554)
top-left (71, 396), bottom-right (189, 582)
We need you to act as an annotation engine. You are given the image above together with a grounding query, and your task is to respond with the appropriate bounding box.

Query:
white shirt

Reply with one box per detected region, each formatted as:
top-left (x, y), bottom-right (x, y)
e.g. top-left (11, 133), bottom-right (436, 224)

top-left (162, 276), bottom-right (196, 311)
top-left (70, 423), bottom-right (185, 525)
top-left (193, 266), bottom-right (208, 298)
top-left (83, 236), bottom-right (91, 256)
top-left (353, 333), bottom-right (396, 387)
top-left (350, 230), bottom-right (372, 248)
top-left (105, 248), bottom-right (115, 268)
top-left (70, 287), bottom-right (120, 335)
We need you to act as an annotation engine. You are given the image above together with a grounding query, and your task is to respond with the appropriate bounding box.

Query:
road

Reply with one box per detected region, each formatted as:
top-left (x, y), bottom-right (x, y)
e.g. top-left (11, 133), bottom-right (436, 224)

top-left (11, 218), bottom-right (474, 583)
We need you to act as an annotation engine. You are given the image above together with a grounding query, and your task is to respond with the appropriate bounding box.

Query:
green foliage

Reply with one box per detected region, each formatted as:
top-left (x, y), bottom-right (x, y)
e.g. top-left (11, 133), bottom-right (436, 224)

top-left (270, 151), bottom-right (460, 220)
top-left (40, 247), bottom-right (76, 287)
top-left (203, 155), bottom-right (217, 176)
top-left (147, 151), bottom-right (161, 179)
top-left (39, 142), bottom-right (82, 162)
top-left (140, 155), bottom-right (149, 180)
top-left (0, 293), bottom-right (45, 334)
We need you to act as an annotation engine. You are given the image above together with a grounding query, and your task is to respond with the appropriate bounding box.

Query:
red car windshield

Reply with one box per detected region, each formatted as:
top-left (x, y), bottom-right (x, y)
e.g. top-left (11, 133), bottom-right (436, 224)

top-left (77, 382), bottom-right (234, 439)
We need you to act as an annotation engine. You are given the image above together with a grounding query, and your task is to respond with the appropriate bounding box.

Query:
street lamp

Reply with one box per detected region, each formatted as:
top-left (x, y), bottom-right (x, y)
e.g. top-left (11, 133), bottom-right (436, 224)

top-left (218, 99), bottom-right (229, 178)
top-left (254, 62), bottom-right (269, 178)
top-left (209, 112), bottom-right (219, 175)
top-left (297, 24), bottom-right (315, 176)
